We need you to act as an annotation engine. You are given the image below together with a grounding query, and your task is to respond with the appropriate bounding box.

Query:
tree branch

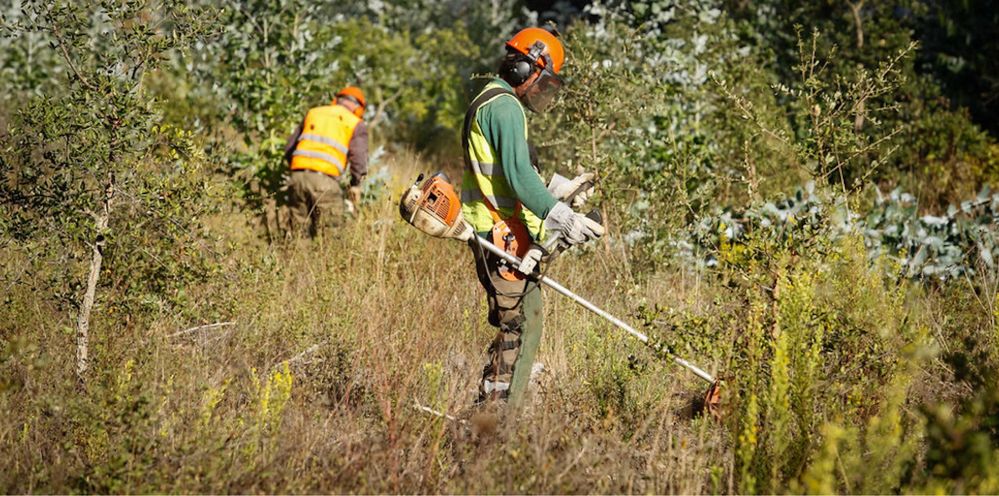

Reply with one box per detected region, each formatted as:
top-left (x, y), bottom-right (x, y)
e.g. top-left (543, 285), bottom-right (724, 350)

top-left (169, 321), bottom-right (236, 338)
top-left (369, 87), bottom-right (405, 130)
top-left (51, 26), bottom-right (96, 92)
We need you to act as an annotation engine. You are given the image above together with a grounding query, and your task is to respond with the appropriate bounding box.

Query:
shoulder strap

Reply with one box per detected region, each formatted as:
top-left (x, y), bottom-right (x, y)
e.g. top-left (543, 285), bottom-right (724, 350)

top-left (461, 86), bottom-right (516, 164)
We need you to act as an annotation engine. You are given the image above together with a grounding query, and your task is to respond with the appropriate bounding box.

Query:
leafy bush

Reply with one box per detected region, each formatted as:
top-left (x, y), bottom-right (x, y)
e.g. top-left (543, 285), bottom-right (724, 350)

top-left (678, 182), bottom-right (999, 281)
top-left (0, 0), bottom-right (221, 381)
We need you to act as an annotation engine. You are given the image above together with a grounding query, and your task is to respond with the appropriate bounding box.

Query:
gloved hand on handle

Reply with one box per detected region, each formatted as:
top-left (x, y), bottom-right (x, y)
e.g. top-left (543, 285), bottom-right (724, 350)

top-left (548, 172), bottom-right (595, 210)
top-left (544, 201), bottom-right (604, 245)
top-left (519, 201), bottom-right (604, 274)
top-left (344, 185), bottom-right (362, 215)
top-left (516, 244), bottom-right (547, 275)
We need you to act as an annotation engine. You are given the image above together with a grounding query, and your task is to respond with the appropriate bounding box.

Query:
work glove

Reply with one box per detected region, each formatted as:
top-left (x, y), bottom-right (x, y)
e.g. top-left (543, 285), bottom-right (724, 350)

top-left (548, 172), bottom-right (595, 210)
top-left (543, 201), bottom-right (605, 247)
top-left (348, 185), bottom-right (362, 205)
top-left (517, 244), bottom-right (546, 275)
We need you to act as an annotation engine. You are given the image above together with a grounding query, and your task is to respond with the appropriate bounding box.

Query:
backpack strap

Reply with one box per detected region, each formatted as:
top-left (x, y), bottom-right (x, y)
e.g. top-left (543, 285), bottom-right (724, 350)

top-left (461, 86), bottom-right (516, 165)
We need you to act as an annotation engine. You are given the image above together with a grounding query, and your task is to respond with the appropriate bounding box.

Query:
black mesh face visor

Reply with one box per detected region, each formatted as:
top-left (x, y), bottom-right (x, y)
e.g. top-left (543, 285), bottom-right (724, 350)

top-left (523, 69), bottom-right (563, 113)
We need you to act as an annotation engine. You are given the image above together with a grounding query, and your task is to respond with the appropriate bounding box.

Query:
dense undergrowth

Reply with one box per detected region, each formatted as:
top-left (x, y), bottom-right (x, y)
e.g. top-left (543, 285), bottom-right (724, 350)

top-left (3, 0), bottom-right (999, 493)
top-left (3, 155), bottom-right (998, 493)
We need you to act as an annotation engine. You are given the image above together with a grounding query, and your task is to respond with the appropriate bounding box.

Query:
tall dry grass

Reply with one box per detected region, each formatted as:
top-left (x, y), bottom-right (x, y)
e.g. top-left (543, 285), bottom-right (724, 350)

top-left (4, 149), bottom-right (998, 493)
top-left (2, 151), bottom-right (729, 493)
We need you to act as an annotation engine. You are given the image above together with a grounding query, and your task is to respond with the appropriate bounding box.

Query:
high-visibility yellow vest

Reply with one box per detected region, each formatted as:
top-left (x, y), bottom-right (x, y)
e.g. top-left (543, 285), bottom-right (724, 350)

top-left (460, 82), bottom-right (545, 241)
top-left (290, 103), bottom-right (360, 177)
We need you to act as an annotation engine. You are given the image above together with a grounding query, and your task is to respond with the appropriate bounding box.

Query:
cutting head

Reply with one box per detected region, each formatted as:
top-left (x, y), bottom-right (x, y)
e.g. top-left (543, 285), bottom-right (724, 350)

top-left (399, 172), bottom-right (473, 241)
top-left (704, 381), bottom-right (722, 421)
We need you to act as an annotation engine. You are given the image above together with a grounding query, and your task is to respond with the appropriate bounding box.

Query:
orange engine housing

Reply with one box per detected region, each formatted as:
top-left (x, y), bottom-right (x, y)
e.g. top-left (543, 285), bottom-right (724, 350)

top-left (421, 175), bottom-right (462, 227)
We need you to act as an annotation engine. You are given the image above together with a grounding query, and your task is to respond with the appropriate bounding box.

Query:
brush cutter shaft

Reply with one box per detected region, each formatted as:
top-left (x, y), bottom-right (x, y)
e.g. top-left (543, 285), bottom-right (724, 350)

top-left (473, 236), bottom-right (716, 384)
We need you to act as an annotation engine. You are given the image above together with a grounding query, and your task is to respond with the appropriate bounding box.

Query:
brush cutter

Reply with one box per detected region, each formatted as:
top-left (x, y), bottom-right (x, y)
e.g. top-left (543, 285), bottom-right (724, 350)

top-left (399, 172), bottom-right (722, 418)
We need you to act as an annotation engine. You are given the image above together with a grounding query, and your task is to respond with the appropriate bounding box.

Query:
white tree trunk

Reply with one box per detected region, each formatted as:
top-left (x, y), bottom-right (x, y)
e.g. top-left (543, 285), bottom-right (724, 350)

top-left (76, 172), bottom-right (114, 383)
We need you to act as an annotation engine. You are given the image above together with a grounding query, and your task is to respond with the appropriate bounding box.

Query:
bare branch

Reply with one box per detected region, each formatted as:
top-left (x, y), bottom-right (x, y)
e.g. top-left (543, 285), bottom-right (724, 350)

top-left (169, 321), bottom-right (236, 338)
top-left (51, 26), bottom-right (96, 92)
top-left (847, 0), bottom-right (865, 50)
top-left (369, 87), bottom-right (405, 130)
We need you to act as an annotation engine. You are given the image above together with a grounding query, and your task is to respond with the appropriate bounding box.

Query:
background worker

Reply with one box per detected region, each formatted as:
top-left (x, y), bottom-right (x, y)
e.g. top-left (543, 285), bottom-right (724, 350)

top-left (284, 86), bottom-right (369, 238)
top-left (461, 27), bottom-right (602, 407)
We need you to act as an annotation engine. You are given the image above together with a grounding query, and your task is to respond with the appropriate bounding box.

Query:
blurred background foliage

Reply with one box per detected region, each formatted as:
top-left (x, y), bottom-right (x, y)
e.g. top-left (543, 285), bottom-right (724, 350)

top-left (2, 0), bottom-right (998, 493)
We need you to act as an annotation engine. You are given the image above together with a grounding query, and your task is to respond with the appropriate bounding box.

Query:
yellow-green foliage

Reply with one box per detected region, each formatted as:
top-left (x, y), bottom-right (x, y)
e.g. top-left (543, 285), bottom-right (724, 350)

top-left (198, 381), bottom-right (228, 430)
top-left (765, 297), bottom-right (792, 490)
top-left (736, 291), bottom-right (766, 494)
top-left (421, 360), bottom-right (445, 409)
top-left (251, 363), bottom-right (294, 434)
top-left (723, 231), bottom-right (930, 493)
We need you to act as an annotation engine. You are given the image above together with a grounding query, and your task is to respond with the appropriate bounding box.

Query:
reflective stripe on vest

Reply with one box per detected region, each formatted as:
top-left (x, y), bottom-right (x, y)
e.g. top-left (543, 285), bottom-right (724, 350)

top-left (460, 82), bottom-right (545, 240)
top-left (468, 159), bottom-right (502, 176)
top-left (290, 104), bottom-right (360, 177)
top-left (459, 187), bottom-right (518, 209)
top-left (291, 149), bottom-right (345, 171)
top-left (299, 133), bottom-right (349, 154)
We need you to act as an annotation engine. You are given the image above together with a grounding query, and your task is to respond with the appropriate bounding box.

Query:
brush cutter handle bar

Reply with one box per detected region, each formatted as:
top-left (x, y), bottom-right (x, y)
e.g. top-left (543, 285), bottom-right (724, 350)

top-left (473, 236), bottom-right (716, 384)
top-left (566, 180), bottom-right (593, 204)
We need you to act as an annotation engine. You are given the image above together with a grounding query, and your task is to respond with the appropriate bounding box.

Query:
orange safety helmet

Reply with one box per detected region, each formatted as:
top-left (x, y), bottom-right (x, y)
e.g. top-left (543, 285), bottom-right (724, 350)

top-left (505, 27), bottom-right (565, 74)
top-left (336, 86), bottom-right (366, 117)
top-left (504, 27), bottom-right (566, 113)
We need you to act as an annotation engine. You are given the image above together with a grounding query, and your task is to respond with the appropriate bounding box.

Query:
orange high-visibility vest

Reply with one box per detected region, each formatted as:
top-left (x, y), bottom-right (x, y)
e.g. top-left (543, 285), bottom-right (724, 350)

top-left (290, 104), bottom-right (361, 177)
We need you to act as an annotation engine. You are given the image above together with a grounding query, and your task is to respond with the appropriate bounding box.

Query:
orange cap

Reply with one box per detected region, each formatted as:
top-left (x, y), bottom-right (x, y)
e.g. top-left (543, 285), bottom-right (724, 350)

top-left (506, 27), bottom-right (565, 74)
top-left (336, 86), bottom-right (366, 108)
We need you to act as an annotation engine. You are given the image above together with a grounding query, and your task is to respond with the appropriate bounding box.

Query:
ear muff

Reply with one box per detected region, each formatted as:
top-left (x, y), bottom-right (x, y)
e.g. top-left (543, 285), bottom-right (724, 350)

top-left (502, 54), bottom-right (536, 87)
top-left (503, 41), bottom-right (553, 87)
top-left (511, 57), bottom-right (535, 85)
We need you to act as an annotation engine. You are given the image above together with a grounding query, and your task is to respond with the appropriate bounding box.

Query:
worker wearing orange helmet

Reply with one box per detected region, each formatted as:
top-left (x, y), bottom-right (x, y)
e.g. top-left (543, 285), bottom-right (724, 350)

top-left (462, 27), bottom-right (602, 407)
top-left (283, 85), bottom-right (369, 238)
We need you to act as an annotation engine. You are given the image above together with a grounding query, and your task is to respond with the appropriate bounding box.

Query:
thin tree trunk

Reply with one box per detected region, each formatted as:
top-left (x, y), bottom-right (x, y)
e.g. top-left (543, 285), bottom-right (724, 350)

top-left (847, 0), bottom-right (865, 50)
top-left (76, 171), bottom-right (115, 383)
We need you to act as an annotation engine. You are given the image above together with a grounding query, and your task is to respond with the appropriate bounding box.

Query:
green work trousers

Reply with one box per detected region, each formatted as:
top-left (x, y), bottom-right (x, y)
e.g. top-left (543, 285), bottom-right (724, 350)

top-left (287, 169), bottom-right (345, 238)
top-left (470, 238), bottom-right (544, 408)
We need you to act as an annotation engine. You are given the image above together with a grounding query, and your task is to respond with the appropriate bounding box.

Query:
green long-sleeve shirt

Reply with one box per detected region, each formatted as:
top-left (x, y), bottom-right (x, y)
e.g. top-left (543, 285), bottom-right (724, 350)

top-left (475, 78), bottom-right (558, 219)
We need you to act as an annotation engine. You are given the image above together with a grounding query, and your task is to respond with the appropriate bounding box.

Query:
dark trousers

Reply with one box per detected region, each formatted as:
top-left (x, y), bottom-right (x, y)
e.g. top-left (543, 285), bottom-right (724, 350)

top-left (287, 170), bottom-right (344, 238)
top-left (470, 238), bottom-right (544, 408)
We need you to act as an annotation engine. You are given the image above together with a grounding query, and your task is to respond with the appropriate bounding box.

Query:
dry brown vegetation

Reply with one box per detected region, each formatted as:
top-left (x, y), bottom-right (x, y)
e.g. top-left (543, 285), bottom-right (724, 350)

top-left (2, 155), bottom-right (731, 492)
top-left (4, 152), bottom-right (998, 493)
